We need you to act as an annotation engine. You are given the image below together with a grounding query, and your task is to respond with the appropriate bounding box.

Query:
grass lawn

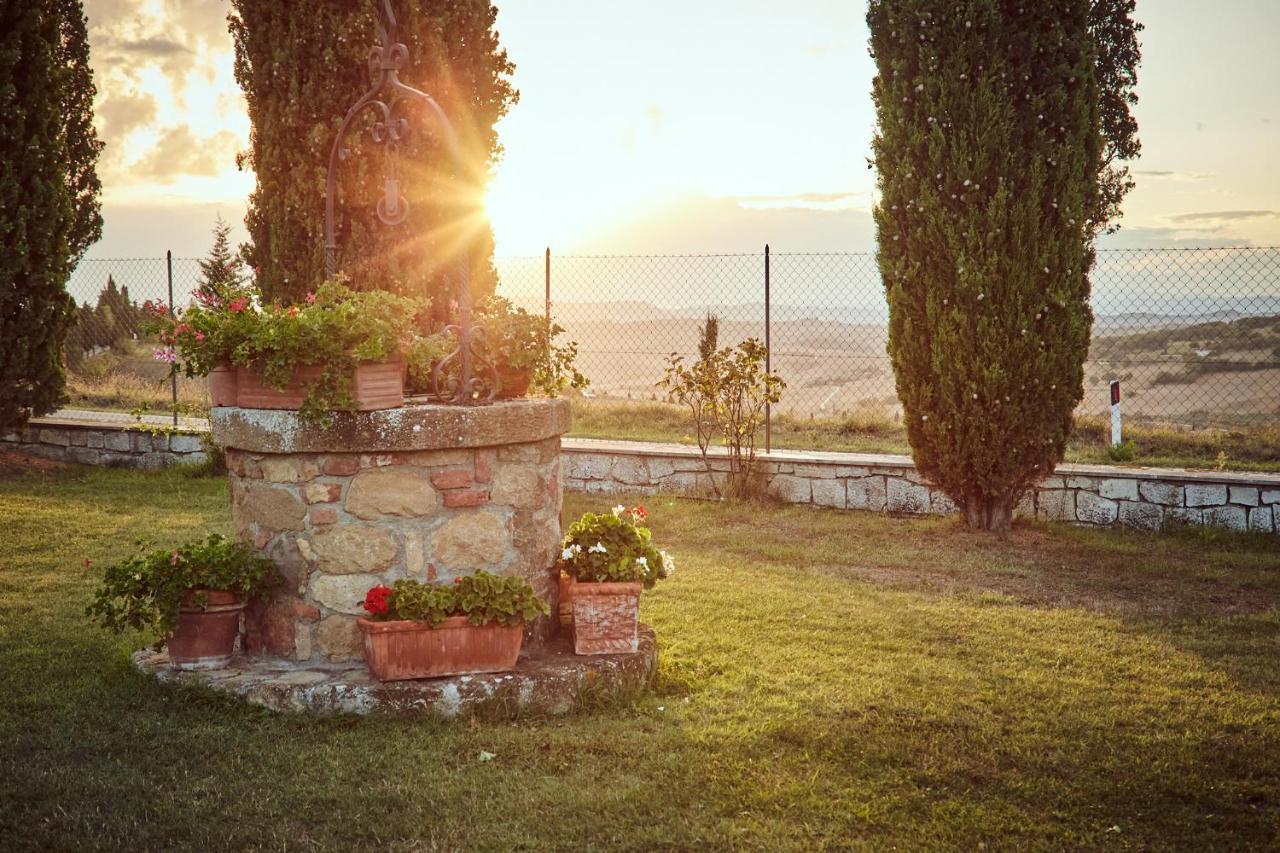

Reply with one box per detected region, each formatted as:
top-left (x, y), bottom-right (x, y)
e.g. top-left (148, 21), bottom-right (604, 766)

top-left (2, 462), bottom-right (1279, 850)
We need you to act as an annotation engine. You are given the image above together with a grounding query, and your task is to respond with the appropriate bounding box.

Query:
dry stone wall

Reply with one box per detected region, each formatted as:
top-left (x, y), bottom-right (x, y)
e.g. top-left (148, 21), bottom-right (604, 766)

top-left (562, 439), bottom-right (1280, 536)
top-left (1, 419), bottom-right (207, 468)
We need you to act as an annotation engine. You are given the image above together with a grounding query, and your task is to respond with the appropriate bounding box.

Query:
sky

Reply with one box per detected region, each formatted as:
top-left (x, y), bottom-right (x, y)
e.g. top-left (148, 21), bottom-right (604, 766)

top-left (82, 0), bottom-right (1280, 261)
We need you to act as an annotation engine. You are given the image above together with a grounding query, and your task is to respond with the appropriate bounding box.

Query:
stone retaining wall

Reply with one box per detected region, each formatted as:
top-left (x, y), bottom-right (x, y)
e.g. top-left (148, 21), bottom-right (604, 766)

top-left (1, 417), bottom-right (208, 469)
top-left (562, 439), bottom-right (1280, 535)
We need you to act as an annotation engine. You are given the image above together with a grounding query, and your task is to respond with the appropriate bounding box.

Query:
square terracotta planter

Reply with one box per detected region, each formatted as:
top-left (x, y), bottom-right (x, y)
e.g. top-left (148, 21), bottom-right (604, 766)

top-left (357, 615), bottom-right (524, 681)
top-left (570, 581), bottom-right (642, 655)
top-left (234, 357), bottom-right (405, 411)
top-left (207, 363), bottom-right (238, 407)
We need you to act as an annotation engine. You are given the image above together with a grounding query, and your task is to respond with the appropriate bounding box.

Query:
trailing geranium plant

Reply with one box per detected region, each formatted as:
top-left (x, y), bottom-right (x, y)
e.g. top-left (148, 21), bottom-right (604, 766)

top-left (360, 571), bottom-right (550, 627)
top-left (86, 534), bottom-right (277, 646)
top-left (472, 295), bottom-right (588, 396)
top-left (143, 278), bottom-right (431, 422)
top-left (556, 505), bottom-right (673, 588)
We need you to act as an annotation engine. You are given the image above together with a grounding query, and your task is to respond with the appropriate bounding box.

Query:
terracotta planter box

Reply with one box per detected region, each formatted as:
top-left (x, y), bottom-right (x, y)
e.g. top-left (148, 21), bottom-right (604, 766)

top-left (234, 357), bottom-right (405, 411)
top-left (357, 615), bottom-right (524, 681)
top-left (558, 572), bottom-right (576, 628)
top-left (571, 581), bottom-right (642, 655)
top-left (496, 365), bottom-right (533, 399)
top-left (208, 363), bottom-right (238, 407)
top-left (167, 589), bottom-right (245, 671)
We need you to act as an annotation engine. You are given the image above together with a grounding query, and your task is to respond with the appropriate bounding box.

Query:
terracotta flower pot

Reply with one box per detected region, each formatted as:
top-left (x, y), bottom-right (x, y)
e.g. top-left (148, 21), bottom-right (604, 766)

top-left (234, 357), bottom-right (405, 410)
top-left (167, 589), bottom-right (245, 671)
top-left (558, 572), bottom-right (577, 629)
top-left (496, 364), bottom-right (533, 399)
top-left (357, 615), bottom-right (524, 681)
top-left (571, 581), bottom-right (642, 655)
top-left (208, 363), bottom-right (238, 407)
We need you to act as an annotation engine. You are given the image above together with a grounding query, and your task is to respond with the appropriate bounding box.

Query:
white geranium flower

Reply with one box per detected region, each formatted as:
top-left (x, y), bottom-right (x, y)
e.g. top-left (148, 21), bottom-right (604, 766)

top-left (588, 542), bottom-right (608, 554)
top-left (611, 505), bottom-right (626, 517)
top-left (561, 548), bottom-right (575, 561)
top-left (635, 556), bottom-right (648, 568)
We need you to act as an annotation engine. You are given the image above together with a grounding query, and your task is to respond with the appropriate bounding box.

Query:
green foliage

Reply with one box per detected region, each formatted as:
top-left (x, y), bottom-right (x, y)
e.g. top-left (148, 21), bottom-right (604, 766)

top-left (473, 295), bottom-right (588, 396)
top-left (557, 506), bottom-right (672, 588)
top-left (0, 0), bottom-right (102, 431)
top-left (660, 333), bottom-right (784, 500)
top-left (198, 216), bottom-right (246, 297)
top-left (868, 0), bottom-right (1131, 530)
top-left (85, 534), bottom-right (277, 645)
top-left (367, 572), bottom-right (549, 627)
top-left (64, 276), bottom-right (146, 367)
top-left (229, 0), bottom-right (517, 304)
top-left (1106, 439), bottom-right (1136, 462)
top-left (145, 279), bottom-right (429, 423)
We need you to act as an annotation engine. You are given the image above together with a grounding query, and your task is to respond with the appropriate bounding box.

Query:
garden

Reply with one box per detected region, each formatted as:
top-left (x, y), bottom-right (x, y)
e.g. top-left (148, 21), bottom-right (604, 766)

top-left (2, 462), bottom-right (1279, 848)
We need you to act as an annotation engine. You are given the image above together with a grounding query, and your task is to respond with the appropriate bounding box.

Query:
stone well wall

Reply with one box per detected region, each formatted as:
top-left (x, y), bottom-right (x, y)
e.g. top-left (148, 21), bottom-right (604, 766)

top-left (213, 400), bottom-right (570, 663)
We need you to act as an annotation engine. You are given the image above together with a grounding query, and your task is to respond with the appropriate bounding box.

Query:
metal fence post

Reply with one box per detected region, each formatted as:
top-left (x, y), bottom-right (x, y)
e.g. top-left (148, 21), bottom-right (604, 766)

top-left (764, 244), bottom-right (771, 454)
top-left (166, 250), bottom-right (178, 426)
top-left (545, 246), bottom-right (552, 377)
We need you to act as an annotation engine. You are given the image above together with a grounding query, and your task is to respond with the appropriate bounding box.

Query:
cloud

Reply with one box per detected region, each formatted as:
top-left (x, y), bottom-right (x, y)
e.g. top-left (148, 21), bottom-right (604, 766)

top-left (1166, 210), bottom-right (1277, 224)
top-left (1134, 170), bottom-right (1213, 181)
top-left (737, 191), bottom-right (868, 212)
top-left (133, 127), bottom-right (240, 181)
top-left (97, 92), bottom-right (158, 140)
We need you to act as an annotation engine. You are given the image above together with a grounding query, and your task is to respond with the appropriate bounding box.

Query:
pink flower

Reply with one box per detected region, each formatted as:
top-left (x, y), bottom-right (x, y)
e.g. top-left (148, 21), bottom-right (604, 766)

top-left (288, 306), bottom-right (299, 317)
top-left (305, 292), bottom-right (316, 304)
top-left (152, 347), bottom-right (177, 364)
top-left (229, 297), bottom-right (249, 314)
top-left (194, 331), bottom-right (206, 341)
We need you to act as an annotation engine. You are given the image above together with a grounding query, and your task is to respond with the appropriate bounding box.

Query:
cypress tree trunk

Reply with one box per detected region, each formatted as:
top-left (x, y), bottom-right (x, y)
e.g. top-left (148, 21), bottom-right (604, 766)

top-left (0, 0), bottom-right (101, 432)
top-left (868, 0), bottom-right (1105, 533)
top-left (230, 0), bottom-right (517, 305)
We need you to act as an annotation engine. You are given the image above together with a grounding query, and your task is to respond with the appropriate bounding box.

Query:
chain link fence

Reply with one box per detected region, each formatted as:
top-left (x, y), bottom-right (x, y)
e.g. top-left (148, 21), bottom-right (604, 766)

top-left (64, 248), bottom-right (1280, 434)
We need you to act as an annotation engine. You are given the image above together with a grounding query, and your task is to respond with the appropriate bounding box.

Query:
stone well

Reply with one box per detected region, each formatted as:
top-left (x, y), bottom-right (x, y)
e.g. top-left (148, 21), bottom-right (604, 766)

top-left (211, 399), bottom-right (570, 664)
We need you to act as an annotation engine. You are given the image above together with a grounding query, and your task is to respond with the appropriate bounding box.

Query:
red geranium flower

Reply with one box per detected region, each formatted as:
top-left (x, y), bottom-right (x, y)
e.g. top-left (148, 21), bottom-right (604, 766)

top-left (363, 584), bottom-right (393, 616)
top-left (228, 296), bottom-right (250, 314)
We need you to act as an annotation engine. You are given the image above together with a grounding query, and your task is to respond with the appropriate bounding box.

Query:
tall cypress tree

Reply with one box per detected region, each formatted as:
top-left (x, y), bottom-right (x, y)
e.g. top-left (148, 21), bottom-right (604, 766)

top-left (0, 0), bottom-right (102, 432)
top-left (869, 0), bottom-right (1136, 532)
top-left (229, 0), bottom-right (517, 305)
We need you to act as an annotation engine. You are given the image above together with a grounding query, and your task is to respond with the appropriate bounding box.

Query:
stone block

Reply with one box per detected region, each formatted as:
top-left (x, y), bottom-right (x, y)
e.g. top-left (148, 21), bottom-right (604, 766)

top-left (886, 477), bottom-right (930, 514)
top-left (443, 489), bottom-right (490, 508)
top-left (303, 482), bottom-right (342, 504)
top-left (430, 513), bottom-right (508, 570)
top-left (835, 465), bottom-right (872, 478)
top-left (498, 443), bottom-right (542, 463)
top-left (84, 432), bottom-right (105, 449)
top-left (320, 455), bottom-right (361, 476)
top-left (490, 463), bottom-right (542, 508)
top-left (38, 429), bottom-right (69, 447)
top-left (237, 481), bottom-right (306, 532)
top-left (130, 433), bottom-right (153, 452)
top-left (103, 431), bottom-right (131, 452)
top-left (1117, 501), bottom-right (1161, 531)
top-left (647, 457), bottom-right (676, 479)
top-left (403, 449), bottom-right (473, 468)
top-left (936, 490), bottom-right (962, 516)
top-left (1037, 490), bottom-right (1075, 522)
top-left (1099, 478), bottom-right (1139, 501)
top-left (811, 479), bottom-right (845, 508)
top-left (1261, 489), bottom-right (1280, 505)
top-left (847, 477), bottom-right (887, 512)
top-left (672, 457), bottom-right (709, 472)
top-left (566, 453), bottom-right (612, 481)
top-left (1248, 507), bottom-right (1275, 534)
top-left (1162, 507), bottom-right (1203, 528)
top-left (1207, 505), bottom-right (1248, 532)
top-left (1076, 491), bottom-right (1118, 525)
top-left (308, 525), bottom-right (397, 574)
top-left (1012, 492), bottom-right (1034, 520)
top-left (69, 431), bottom-right (87, 446)
top-left (1138, 481), bottom-right (1182, 507)
top-left (430, 469), bottom-right (473, 490)
top-left (309, 507), bottom-right (338, 526)
top-left (259, 456), bottom-right (319, 483)
top-left (243, 596), bottom-right (297, 657)
top-left (611, 456), bottom-right (652, 486)
top-left (1228, 486), bottom-right (1260, 507)
top-left (314, 615), bottom-right (363, 661)
top-left (169, 434), bottom-right (205, 454)
top-left (1038, 476), bottom-right (1066, 489)
top-left (293, 623), bottom-right (313, 661)
top-left (474, 449), bottom-right (496, 483)
top-left (793, 463), bottom-right (838, 479)
top-left (767, 474), bottom-right (810, 503)
top-left (1066, 477), bottom-right (1099, 492)
top-left (404, 530), bottom-right (426, 576)
top-left (309, 573), bottom-right (383, 615)
top-left (346, 469), bottom-right (437, 519)
top-left (1185, 484), bottom-right (1228, 507)
top-left (68, 447), bottom-right (102, 466)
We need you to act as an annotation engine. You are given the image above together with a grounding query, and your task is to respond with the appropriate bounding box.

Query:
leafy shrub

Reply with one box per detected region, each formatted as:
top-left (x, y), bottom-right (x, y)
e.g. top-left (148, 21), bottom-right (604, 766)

top-left (474, 295), bottom-right (588, 396)
top-left (361, 571), bottom-right (549, 627)
top-left (556, 506), bottom-right (672, 588)
top-left (86, 534), bottom-right (277, 645)
top-left (1106, 439), bottom-right (1137, 462)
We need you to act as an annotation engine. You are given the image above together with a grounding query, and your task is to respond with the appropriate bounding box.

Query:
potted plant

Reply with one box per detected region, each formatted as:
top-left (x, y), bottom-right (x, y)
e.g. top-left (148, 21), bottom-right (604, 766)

top-left (555, 505), bottom-right (672, 655)
top-left (474, 296), bottom-right (588, 398)
top-left (86, 534), bottom-right (277, 670)
top-left (356, 572), bottom-right (550, 681)
top-left (145, 279), bottom-right (431, 422)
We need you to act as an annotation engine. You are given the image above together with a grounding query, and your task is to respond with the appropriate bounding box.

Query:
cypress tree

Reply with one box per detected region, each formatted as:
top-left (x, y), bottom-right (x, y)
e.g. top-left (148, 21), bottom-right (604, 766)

top-left (0, 0), bottom-right (102, 431)
top-left (229, 0), bottom-right (517, 305)
top-left (197, 216), bottom-right (247, 298)
top-left (868, 0), bottom-right (1136, 532)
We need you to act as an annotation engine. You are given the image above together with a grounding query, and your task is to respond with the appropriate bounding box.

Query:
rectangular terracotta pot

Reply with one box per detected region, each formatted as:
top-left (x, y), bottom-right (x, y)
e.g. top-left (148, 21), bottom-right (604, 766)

top-left (571, 581), bottom-right (642, 655)
top-left (235, 357), bottom-right (405, 411)
top-left (558, 572), bottom-right (576, 629)
top-left (357, 615), bottom-right (524, 681)
top-left (207, 363), bottom-right (238, 407)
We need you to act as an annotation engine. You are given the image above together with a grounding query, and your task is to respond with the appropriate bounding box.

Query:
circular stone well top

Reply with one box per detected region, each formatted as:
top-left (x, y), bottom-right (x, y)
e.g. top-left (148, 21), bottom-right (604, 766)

top-left (212, 398), bottom-right (571, 454)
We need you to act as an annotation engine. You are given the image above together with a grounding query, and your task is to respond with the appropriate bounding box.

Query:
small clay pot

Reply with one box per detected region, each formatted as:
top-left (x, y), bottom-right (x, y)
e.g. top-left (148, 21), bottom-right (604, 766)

top-left (207, 363), bottom-right (238, 407)
top-left (167, 590), bottom-right (245, 671)
top-left (496, 365), bottom-right (533, 399)
top-left (570, 581), bottom-right (642, 655)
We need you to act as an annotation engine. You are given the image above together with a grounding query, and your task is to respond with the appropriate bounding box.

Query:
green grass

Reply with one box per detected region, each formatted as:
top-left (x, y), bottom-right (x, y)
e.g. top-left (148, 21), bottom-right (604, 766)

top-left (569, 397), bottom-right (1280, 472)
top-left (2, 464), bottom-right (1280, 849)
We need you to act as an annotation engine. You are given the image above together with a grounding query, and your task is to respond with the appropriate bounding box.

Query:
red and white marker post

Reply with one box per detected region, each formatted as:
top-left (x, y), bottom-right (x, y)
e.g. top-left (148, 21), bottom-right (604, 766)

top-left (1109, 380), bottom-right (1122, 447)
